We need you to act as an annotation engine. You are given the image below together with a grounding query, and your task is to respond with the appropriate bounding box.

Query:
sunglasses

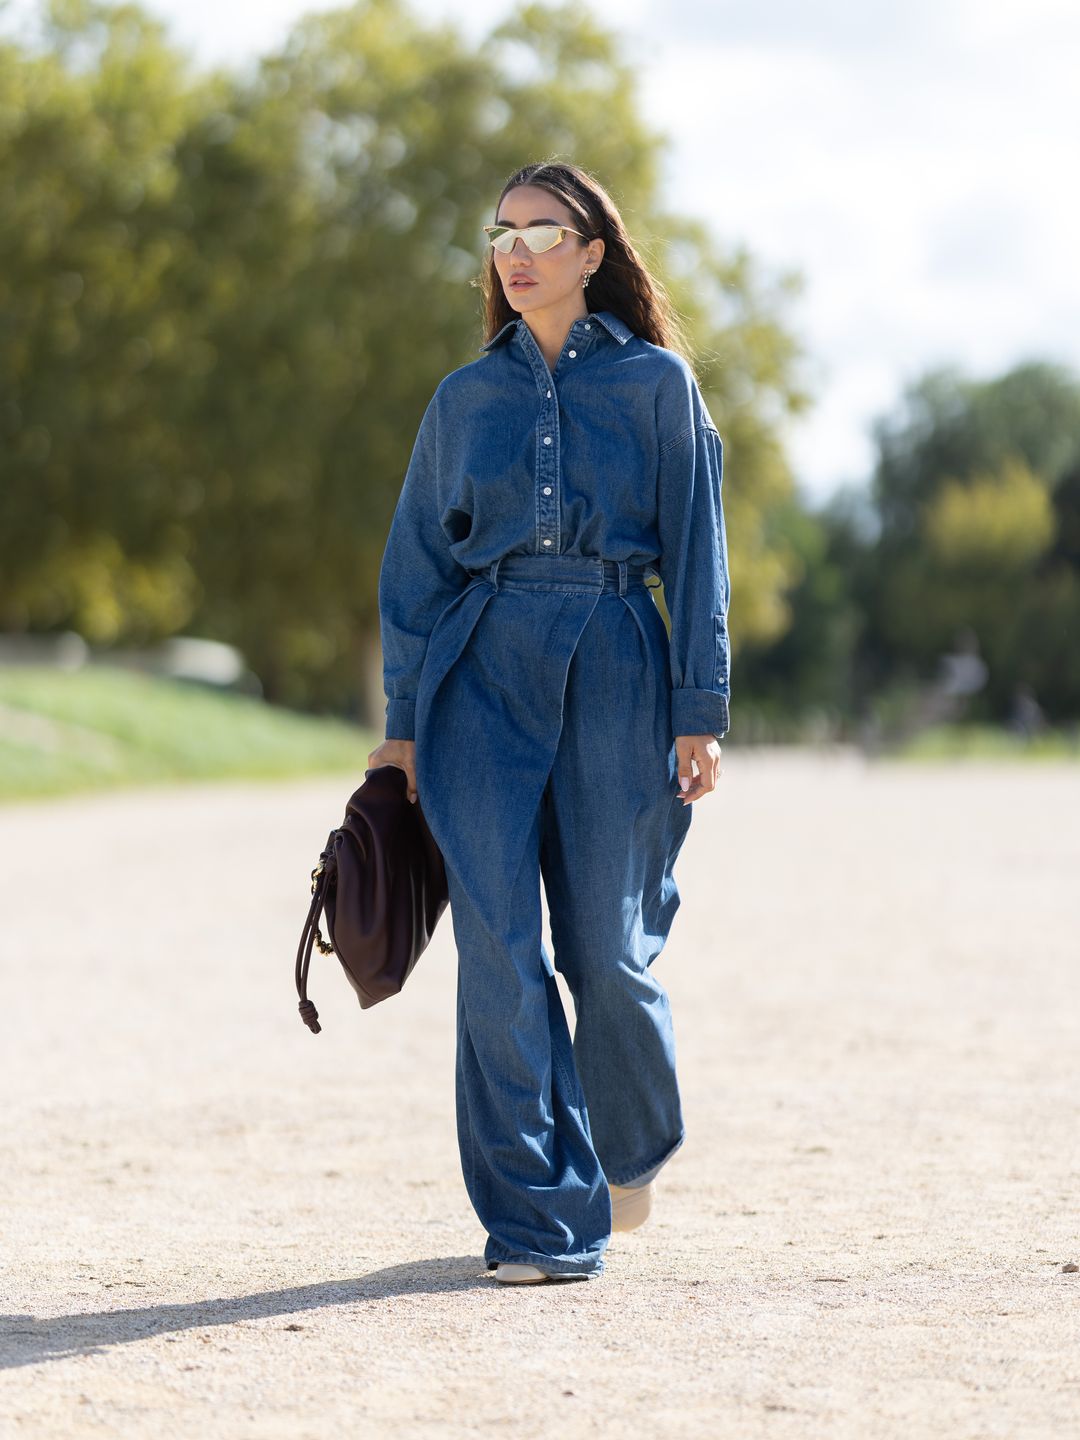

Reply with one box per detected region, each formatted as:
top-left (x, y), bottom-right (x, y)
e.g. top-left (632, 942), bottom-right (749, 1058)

top-left (483, 223), bottom-right (591, 255)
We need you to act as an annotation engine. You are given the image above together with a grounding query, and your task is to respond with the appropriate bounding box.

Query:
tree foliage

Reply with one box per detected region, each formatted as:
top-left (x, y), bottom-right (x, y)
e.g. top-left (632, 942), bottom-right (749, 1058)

top-left (861, 362), bottom-right (1080, 720)
top-left (1, 0), bottom-right (809, 718)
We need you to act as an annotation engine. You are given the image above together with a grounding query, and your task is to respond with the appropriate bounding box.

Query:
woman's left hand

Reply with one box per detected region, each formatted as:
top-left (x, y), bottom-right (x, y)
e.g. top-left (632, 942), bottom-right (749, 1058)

top-left (675, 735), bottom-right (722, 805)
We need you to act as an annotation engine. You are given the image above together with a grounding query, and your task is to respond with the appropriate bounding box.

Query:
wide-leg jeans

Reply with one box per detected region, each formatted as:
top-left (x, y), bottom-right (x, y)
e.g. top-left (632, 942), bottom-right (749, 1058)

top-left (413, 554), bottom-right (694, 1277)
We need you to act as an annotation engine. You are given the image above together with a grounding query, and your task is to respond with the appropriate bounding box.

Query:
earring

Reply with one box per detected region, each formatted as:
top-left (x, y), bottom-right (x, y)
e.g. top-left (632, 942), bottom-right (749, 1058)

top-left (581, 269), bottom-right (593, 289)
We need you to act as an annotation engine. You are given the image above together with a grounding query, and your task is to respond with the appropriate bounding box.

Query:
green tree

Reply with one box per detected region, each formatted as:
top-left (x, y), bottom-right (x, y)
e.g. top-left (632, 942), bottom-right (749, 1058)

top-left (861, 360), bottom-right (1080, 720)
top-left (2, 0), bottom-right (813, 727)
top-left (0, 0), bottom-right (210, 639)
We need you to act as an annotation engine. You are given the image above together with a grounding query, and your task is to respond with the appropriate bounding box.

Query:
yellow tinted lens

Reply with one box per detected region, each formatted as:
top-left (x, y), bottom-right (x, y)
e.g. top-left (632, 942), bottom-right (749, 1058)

top-left (524, 226), bottom-right (564, 252)
top-left (487, 227), bottom-right (515, 253)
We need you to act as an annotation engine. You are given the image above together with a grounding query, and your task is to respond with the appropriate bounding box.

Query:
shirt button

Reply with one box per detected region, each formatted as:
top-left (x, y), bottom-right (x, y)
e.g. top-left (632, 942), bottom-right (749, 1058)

top-left (543, 486), bottom-right (552, 495)
top-left (546, 389), bottom-right (551, 398)
top-left (542, 538), bottom-right (552, 546)
top-left (568, 350), bottom-right (577, 358)
top-left (543, 436), bottom-right (552, 445)
top-left (584, 324), bottom-right (591, 330)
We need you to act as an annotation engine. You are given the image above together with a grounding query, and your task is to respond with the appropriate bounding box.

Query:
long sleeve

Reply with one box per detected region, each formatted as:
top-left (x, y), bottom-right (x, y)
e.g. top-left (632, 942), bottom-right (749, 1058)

top-left (655, 412), bottom-right (732, 741)
top-left (377, 390), bottom-right (471, 741)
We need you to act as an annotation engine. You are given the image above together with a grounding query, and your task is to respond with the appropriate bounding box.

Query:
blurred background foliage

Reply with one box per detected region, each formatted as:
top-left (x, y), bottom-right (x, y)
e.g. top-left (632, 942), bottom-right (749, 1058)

top-left (2, 0), bottom-right (1078, 747)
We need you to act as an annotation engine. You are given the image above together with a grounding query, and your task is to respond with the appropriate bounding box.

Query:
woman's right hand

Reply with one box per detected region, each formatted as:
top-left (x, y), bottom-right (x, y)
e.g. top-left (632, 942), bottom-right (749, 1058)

top-left (367, 738), bottom-right (418, 804)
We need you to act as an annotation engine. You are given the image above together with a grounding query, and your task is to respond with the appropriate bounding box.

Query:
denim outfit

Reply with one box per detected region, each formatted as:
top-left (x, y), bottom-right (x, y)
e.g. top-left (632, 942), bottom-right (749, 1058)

top-left (378, 309), bottom-right (731, 1277)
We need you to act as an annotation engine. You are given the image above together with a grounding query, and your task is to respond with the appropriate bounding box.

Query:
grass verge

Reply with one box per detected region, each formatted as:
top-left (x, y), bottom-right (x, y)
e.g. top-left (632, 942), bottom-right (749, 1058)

top-left (0, 665), bottom-right (373, 802)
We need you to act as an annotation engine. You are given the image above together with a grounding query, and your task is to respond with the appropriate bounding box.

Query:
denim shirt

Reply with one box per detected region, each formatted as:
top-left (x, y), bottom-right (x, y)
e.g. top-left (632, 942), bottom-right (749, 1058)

top-left (378, 308), bottom-right (731, 744)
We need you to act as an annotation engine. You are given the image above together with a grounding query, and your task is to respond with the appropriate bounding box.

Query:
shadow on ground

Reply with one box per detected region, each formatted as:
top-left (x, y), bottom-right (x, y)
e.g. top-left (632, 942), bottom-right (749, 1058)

top-left (1, 1257), bottom-right (494, 1370)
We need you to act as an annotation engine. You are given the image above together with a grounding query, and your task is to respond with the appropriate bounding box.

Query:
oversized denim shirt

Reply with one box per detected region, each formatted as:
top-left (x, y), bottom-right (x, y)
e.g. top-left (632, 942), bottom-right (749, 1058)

top-left (378, 308), bottom-right (731, 744)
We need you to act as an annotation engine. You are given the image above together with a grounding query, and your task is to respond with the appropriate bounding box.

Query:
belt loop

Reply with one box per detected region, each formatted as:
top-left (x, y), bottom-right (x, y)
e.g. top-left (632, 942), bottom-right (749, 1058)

top-left (617, 560), bottom-right (627, 596)
top-left (488, 557), bottom-right (501, 589)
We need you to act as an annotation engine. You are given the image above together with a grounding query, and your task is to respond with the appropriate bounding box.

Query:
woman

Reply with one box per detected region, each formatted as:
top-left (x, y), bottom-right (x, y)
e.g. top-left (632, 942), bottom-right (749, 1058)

top-left (369, 160), bottom-right (731, 1285)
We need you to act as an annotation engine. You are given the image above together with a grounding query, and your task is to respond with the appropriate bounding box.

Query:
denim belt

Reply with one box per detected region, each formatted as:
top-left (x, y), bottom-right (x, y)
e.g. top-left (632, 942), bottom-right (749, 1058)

top-left (470, 553), bottom-right (659, 595)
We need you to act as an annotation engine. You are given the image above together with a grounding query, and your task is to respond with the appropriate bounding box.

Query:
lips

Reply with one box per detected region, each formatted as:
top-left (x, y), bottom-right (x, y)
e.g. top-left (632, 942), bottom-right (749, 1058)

top-left (510, 278), bottom-right (536, 288)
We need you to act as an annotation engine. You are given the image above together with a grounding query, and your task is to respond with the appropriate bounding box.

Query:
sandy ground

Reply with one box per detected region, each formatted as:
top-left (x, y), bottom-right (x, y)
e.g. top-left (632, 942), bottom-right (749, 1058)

top-left (1, 746), bottom-right (1078, 1439)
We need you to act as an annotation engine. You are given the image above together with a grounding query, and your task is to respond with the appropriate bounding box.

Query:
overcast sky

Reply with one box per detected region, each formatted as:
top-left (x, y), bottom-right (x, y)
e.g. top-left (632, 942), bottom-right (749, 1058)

top-left (7, 0), bottom-right (1078, 505)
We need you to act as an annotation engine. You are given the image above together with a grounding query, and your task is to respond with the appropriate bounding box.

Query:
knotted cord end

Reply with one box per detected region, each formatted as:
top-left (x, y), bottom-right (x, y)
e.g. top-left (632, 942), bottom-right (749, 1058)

top-left (299, 999), bottom-right (321, 1033)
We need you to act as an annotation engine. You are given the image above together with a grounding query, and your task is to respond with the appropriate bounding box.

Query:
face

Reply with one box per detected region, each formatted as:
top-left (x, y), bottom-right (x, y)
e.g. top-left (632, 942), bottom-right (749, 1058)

top-left (490, 184), bottom-right (604, 315)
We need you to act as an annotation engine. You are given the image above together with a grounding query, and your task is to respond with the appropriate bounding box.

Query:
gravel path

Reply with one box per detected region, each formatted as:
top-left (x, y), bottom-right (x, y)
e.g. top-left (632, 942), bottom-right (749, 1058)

top-left (2, 748), bottom-right (1078, 1438)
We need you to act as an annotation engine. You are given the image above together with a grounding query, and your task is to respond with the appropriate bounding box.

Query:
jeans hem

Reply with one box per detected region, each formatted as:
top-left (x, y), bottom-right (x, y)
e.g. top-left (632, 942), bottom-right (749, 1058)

top-left (484, 1247), bottom-right (606, 1278)
top-left (604, 1127), bottom-right (686, 1188)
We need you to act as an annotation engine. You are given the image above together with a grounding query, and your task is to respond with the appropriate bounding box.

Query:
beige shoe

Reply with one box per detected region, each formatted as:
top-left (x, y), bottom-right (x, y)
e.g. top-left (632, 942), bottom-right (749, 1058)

top-left (494, 1262), bottom-right (586, 1284)
top-left (609, 1179), bottom-right (654, 1232)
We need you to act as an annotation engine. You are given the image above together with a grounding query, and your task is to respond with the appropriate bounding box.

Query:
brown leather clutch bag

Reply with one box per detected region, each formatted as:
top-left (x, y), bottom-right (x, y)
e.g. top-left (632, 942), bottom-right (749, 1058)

top-left (294, 764), bottom-right (449, 1032)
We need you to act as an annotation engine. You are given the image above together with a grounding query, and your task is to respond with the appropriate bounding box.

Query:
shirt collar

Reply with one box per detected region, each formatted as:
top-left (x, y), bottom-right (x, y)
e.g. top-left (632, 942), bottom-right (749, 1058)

top-left (479, 309), bottom-right (634, 352)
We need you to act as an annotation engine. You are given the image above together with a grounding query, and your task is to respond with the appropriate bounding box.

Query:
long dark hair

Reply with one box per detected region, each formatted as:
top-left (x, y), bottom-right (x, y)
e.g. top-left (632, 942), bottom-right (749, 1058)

top-left (477, 159), bottom-right (698, 373)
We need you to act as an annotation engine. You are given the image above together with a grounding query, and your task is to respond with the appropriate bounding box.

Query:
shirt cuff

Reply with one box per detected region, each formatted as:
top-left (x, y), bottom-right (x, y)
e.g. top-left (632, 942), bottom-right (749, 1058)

top-left (671, 688), bottom-right (729, 741)
top-left (385, 697), bottom-right (416, 741)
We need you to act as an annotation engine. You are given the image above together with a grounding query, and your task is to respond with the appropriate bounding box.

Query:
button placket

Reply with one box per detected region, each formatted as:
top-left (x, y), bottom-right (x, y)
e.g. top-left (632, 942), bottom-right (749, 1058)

top-left (538, 383), bottom-right (558, 548)
top-left (519, 326), bottom-right (562, 555)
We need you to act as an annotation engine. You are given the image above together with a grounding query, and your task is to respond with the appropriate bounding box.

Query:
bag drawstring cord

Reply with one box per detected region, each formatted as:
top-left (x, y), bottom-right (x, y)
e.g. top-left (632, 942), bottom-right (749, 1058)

top-left (295, 845), bottom-right (337, 1033)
